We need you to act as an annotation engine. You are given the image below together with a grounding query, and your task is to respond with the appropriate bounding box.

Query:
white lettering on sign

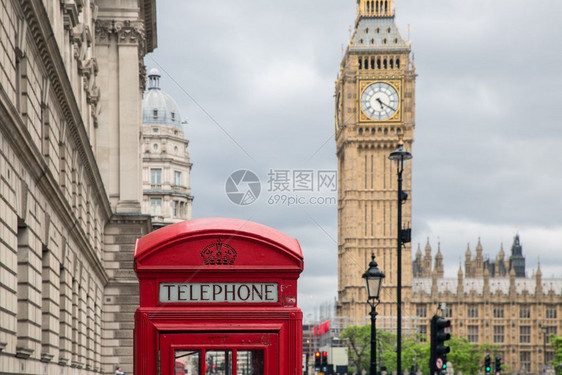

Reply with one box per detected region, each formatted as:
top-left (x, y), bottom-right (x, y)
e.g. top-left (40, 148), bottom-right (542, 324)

top-left (159, 282), bottom-right (279, 303)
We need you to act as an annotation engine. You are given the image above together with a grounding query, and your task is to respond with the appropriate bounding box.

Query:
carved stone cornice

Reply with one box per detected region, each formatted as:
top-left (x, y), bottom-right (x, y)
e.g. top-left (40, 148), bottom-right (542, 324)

top-left (95, 19), bottom-right (146, 54)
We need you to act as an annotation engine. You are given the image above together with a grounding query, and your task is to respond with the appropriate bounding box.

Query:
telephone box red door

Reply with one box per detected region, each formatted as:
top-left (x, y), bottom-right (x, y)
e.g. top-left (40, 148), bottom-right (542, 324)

top-left (133, 218), bottom-right (304, 375)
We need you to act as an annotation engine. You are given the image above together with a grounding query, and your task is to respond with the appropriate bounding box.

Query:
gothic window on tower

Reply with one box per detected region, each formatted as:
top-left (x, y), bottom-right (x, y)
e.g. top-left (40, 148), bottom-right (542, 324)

top-left (520, 305), bottom-right (531, 319)
top-left (546, 305), bottom-right (557, 319)
top-left (544, 326), bottom-right (557, 343)
top-left (444, 306), bottom-right (453, 318)
top-left (520, 351), bottom-right (531, 370)
top-left (493, 326), bottom-right (504, 343)
top-left (418, 325), bottom-right (427, 341)
top-left (519, 326), bottom-right (531, 343)
top-left (467, 325), bottom-right (479, 343)
top-left (467, 305), bottom-right (479, 318)
top-left (415, 304), bottom-right (427, 317)
top-left (493, 306), bottom-right (504, 318)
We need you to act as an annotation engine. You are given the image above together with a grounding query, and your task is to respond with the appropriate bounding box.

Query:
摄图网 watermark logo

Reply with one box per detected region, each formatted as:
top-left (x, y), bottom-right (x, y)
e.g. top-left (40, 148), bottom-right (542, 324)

top-left (225, 169), bottom-right (261, 206)
top-left (225, 169), bottom-right (337, 206)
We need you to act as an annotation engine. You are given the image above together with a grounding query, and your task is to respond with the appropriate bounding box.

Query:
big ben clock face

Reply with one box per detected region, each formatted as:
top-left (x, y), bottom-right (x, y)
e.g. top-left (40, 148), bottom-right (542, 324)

top-left (361, 82), bottom-right (399, 120)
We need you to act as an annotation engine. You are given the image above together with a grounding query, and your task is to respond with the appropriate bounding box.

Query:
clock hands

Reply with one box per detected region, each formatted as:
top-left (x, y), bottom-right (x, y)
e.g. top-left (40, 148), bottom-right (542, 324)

top-left (376, 98), bottom-right (396, 112)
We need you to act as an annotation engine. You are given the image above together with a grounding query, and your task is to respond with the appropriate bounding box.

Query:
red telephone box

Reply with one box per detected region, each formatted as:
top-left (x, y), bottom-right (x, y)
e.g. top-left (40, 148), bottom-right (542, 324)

top-left (133, 218), bottom-right (304, 375)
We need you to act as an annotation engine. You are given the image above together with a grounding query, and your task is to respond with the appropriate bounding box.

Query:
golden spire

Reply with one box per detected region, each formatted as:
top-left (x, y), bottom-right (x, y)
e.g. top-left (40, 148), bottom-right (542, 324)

top-left (357, 0), bottom-right (395, 18)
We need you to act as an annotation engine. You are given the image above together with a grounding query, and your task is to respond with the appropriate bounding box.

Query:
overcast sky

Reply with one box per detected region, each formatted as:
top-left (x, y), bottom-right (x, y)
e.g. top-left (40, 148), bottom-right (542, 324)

top-left (147, 0), bottom-right (562, 319)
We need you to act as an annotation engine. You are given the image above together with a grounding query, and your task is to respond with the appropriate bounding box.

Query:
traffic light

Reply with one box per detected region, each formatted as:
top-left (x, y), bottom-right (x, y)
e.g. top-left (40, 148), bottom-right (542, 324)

top-left (314, 351), bottom-right (321, 370)
top-left (322, 351), bottom-right (328, 367)
top-left (495, 357), bottom-right (502, 374)
top-left (430, 315), bottom-right (451, 374)
top-left (484, 355), bottom-right (491, 375)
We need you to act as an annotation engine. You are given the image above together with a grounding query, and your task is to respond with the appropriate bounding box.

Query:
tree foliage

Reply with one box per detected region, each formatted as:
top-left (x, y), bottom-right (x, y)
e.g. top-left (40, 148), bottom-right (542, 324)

top-left (341, 325), bottom-right (371, 373)
top-left (551, 335), bottom-right (562, 375)
top-left (341, 325), bottom-right (503, 375)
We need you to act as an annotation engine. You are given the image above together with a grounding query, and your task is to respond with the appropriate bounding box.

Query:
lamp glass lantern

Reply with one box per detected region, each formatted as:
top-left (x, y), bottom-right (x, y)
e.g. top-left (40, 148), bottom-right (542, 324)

top-left (388, 144), bottom-right (412, 168)
top-left (363, 253), bottom-right (385, 301)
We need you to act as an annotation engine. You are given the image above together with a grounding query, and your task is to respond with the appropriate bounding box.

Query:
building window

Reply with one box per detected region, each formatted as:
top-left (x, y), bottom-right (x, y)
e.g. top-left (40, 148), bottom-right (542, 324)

top-left (520, 305), bottom-right (530, 319)
top-left (171, 112), bottom-right (175, 121)
top-left (151, 169), bottom-right (162, 186)
top-left (467, 325), bottom-right (479, 343)
top-left (444, 306), bottom-right (453, 318)
top-left (418, 325), bottom-right (427, 341)
top-left (493, 326), bottom-right (504, 343)
top-left (153, 143), bottom-right (159, 151)
top-left (546, 306), bottom-right (557, 319)
top-left (546, 351), bottom-right (554, 364)
top-left (153, 109), bottom-right (158, 119)
top-left (152, 127), bottom-right (158, 133)
top-left (172, 200), bottom-right (178, 217)
top-left (150, 198), bottom-right (162, 216)
top-left (174, 171), bottom-right (181, 186)
top-left (467, 305), bottom-right (479, 318)
top-left (519, 326), bottom-right (531, 343)
top-left (493, 306), bottom-right (504, 318)
top-left (416, 304), bottom-right (427, 317)
top-left (544, 326), bottom-right (557, 344)
top-left (520, 351), bottom-right (531, 371)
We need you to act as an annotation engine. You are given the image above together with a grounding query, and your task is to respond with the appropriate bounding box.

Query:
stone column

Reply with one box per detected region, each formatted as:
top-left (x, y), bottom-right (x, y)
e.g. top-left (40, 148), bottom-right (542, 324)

top-left (94, 19), bottom-right (145, 213)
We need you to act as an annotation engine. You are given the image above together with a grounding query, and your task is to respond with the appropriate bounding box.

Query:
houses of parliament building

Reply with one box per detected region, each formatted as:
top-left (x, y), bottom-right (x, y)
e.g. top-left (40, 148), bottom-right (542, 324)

top-left (335, 0), bottom-right (562, 373)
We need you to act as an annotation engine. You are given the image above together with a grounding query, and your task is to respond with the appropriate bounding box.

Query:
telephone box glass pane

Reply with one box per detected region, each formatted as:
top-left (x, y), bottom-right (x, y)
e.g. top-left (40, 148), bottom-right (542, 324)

top-left (237, 350), bottom-right (264, 375)
top-left (206, 350), bottom-right (233, 375)
top-left (175, 350), bottom-right (201, 375)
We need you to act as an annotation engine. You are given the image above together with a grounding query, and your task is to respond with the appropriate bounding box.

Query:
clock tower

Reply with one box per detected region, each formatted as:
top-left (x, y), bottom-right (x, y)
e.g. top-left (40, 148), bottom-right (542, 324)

top-left (336, 0), bottom-right (415, 325)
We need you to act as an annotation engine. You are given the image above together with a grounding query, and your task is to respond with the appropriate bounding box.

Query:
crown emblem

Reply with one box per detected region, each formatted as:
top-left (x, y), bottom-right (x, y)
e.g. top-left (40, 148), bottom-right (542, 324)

top-left (201, 239), bottom-right (237, 265)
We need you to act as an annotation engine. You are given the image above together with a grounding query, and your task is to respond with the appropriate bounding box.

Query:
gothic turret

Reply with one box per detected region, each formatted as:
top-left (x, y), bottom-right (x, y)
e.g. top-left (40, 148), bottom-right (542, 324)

top-left (509, 234), bottom-right (526, 277)
top-left (434, 243), bottom-right (444, 278)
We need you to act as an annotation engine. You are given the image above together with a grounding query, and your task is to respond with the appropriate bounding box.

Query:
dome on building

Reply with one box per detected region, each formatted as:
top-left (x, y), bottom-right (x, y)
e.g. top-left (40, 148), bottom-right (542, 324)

top-left (142, 68), bottom-right (182, 126)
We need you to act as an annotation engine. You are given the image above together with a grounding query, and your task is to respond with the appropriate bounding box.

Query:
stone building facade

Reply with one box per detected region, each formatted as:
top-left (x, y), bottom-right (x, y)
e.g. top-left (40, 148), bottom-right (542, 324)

top-left (141, 69), bottom-right (193, 229)
top-left (0, 0), bottom-right (156, 374)
top-left (335, 1), bottom-right (562, 374)
top-left (335, 0), bottom-right (416, 325)
top-left (412, 235), bottom-right (562, 373)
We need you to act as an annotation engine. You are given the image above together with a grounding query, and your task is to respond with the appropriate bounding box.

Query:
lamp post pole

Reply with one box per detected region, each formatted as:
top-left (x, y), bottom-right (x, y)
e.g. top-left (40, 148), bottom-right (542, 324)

top-left (389, 136), bottom-right (412, 375)
top-left (363, 253), bottom-right (385, 375)
top-left (370, 303), bottom-right (378, 375)
top-left (396, 156), bottom-right (403, 375)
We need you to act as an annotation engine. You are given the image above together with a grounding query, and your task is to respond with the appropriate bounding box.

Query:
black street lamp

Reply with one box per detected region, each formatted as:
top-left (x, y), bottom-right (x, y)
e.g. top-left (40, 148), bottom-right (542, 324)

top-left (388, 136), bottom-right (412, 375)
top-left (363, 253), bottom-right (386, 375)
